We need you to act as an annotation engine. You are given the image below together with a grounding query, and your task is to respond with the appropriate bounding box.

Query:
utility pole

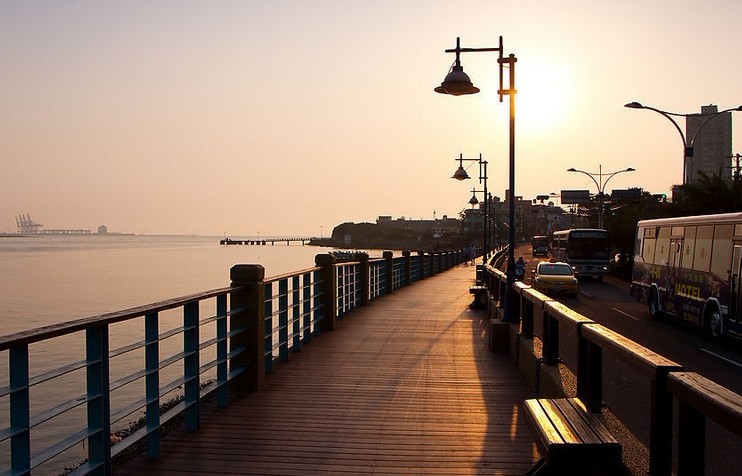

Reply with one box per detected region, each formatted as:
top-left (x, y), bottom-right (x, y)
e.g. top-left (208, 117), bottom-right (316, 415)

top-left (728, 153), bottom-right (742, 182)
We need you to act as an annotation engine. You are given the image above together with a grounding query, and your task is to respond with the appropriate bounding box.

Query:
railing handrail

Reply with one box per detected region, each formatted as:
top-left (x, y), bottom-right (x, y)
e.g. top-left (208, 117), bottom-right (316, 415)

top-left (0, 285), bottom-right (236, 350)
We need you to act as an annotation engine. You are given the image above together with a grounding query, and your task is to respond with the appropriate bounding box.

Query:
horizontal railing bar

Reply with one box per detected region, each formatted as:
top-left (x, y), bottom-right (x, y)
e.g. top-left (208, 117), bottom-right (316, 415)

top-left (263, 267), bottom-right (320, 285)
top-left (28, 358), bottom-right (88, 388)
top-left (110, 398), bottom-right (147, 427)
top-left (30, 426), bottom-right (99, 471)
top-left (159, 350), bottom-right (187, 371)
top-left (0, 286), bottom-right (239, 350)
top-left (29, 392), bottom-right (88, 429)
top-left (228, 346), bottom-right (247, 360)
top-left (228, 325), bottom-right (247, 338)
top-left (198, 336), bottom-right (222, 352)
top-left (110, 368), bottom-right (148, 393)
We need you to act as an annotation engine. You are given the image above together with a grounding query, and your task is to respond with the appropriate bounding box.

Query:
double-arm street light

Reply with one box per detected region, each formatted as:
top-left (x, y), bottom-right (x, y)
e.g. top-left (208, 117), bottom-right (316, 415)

top-left (567, 165), bottom-right (635, 229)
top-left (452, 153), bottom-right (488, 266)
top-left (624, 102), bottom-right (742, 185)
top-left (435, 36), bottom-right (519, 322)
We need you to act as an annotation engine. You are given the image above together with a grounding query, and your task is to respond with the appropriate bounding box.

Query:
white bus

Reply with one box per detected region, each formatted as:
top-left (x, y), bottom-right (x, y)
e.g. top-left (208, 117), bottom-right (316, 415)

top-left (631, 212), bottom-right (742, 339)
top-left (551, 229), bottom-right (610, 280)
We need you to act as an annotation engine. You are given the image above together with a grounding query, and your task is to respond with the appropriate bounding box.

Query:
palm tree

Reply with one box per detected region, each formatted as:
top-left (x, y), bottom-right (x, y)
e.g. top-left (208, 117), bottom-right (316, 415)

top-left (674, 169), bottom-right (742, 215)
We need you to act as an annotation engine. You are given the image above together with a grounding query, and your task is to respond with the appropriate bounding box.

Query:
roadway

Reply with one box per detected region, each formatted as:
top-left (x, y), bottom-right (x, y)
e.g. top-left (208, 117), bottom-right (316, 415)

top-left (515, 245), bottom-right (742, 474)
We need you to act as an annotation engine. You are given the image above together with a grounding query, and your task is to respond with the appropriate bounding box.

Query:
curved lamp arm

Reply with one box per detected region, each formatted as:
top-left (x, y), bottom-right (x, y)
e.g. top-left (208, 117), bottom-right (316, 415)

top-left (602, 168), bottom-right (635, 192)
top-left (689, 106), bottom-right (742, 147)
top-left (567, 168), bottom-right (601, 192)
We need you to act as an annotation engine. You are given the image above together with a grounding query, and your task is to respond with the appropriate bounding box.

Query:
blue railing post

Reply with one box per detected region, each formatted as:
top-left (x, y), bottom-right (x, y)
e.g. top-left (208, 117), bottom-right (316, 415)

top-left (183, 301), bottom-right (200, 432)
top-left (145, 311), bottom-right (161, 458)
top-left (9, 344), bottom-right (30, 475)
top-left (86, 324), bottom-right (112, 474)
top-left (278, 279), bottom-right (289, 362)
top-left (292, 275), bottom-right (301, 351)
top-left (358, 254), bottom-right (370, 306)
top-left (418, 251), bottom-right (426, 279)
top-left (383, 251), bottom-right (394, 295)
top-left (403, 250), bottom-right (412, 287)
top-left (264, 282), bottom-right (274, 372)
top-left (216, 295), bottom-right (228, 407)
top-left (315, 254), bottom-right (338, 332)
top-left (229, 264), bottom-right (266, 392)
top-left (302, 271), bottom-right (312, 344)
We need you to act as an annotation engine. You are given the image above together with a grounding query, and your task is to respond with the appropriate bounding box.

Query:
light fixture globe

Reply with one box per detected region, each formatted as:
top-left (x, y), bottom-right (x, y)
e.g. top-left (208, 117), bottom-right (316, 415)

top-left (469, 194), bottom-right (479, 206)
top-left (452, 165), bottom-right (470, 180)
top-left (434, 65), bottom-right (479, 96)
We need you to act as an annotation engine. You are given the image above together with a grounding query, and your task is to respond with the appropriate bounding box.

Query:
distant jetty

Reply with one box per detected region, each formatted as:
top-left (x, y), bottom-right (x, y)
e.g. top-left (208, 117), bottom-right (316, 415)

top-left (220, 237), bottom-right (313, 246)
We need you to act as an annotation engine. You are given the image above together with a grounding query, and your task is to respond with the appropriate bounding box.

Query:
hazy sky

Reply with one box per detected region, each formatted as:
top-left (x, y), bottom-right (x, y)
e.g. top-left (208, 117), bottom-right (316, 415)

top-left (2, 1), bottom-right (741, 236)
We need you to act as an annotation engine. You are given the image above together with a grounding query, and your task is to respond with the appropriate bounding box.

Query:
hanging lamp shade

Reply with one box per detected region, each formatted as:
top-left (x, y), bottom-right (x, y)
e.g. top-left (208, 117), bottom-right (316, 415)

top-left (452, 165), bottom-right (470, 180)
top-left (469, 194), bottom-right (479, 206)
top-left (434, 65), bottom-right (479, 96)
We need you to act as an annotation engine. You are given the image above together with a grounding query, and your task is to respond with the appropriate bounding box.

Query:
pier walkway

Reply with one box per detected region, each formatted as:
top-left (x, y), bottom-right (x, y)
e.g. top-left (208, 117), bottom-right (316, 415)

top-left (117, 264), bottom-right (540, 475)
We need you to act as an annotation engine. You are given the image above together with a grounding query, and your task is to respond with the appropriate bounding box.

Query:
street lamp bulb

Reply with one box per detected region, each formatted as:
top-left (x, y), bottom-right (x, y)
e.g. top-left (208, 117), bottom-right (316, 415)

top-left (434, 65), bottom-right (480, 96)
top-left (469, 194), bottom-right (479, 205)
top-left (452, 166), bottom-right (471, 180)
top-left (624, 101), bottom-right (644, 109)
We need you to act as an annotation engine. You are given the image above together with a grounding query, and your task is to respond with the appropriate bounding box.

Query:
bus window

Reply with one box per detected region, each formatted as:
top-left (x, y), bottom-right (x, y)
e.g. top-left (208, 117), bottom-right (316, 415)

top-left (711, 224), bottom-right (734, 278)
top-left (655, 227), bottom-right (671, 266)
top-left (681, 226), bottom-right (696, 269)
top-left (643, 236), bottom-right (656, 263)
top-left (693, 225), bottom-right (714, 272)
top-left (634, 227), bottom-right (642, 258)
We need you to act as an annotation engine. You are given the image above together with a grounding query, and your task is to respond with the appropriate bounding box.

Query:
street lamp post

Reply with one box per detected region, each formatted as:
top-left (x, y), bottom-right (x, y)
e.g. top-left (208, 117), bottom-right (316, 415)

top-left (435, 36), bottom-right (519, 322)
top-left (624, 102), bottom-right (742, 185)
top-left (452, 153), bottom-right (488, 266)
top-left (566, 165), bottom-right (635, 229)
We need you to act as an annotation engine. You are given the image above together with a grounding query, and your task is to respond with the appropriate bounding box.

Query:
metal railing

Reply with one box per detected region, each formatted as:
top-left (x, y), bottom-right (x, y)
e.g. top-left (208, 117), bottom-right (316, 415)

top-left (481, 259), bottom-right (742, 476)
top-left (0, 249), bottom-right (464, 475)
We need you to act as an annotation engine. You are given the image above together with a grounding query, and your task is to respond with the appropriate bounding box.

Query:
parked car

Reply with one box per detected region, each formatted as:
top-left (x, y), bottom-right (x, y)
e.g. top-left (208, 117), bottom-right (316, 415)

top-left (531, 261), bottom-right (578, 297)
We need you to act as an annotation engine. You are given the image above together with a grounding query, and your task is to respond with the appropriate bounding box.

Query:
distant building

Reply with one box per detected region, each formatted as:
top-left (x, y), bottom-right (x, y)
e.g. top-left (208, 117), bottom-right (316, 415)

top-left (686, 104), bottom-right (733, 184)
top-left (98, 225), bottom-right (108, 234)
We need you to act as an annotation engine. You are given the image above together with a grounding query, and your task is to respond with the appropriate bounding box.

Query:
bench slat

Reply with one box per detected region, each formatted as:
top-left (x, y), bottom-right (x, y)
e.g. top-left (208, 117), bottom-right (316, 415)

top-left (553, 398), bottom-right (617, 445)
top-left (523, 399), bottom-right (569, 446)
top-left (524, 397), bottom-right (622, 474)
top-left (540, 398), bottom-right (583, 444)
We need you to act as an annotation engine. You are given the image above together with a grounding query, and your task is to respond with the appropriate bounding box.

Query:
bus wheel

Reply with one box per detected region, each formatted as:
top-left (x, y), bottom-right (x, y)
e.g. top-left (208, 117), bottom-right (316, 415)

top-left (706, 306), bottom-right (723, 339)
top-left (648, 290), bottom-right (661, 319)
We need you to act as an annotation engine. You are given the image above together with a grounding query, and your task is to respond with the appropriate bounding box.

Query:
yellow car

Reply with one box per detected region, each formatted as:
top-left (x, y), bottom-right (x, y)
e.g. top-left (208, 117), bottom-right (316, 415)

top-left (532, 261), bottom-right (579, 297)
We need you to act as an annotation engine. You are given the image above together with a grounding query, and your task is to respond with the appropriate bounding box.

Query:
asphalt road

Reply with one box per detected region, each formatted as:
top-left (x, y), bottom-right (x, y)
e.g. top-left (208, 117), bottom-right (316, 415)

top-left (516, 247), bottom-right (742, 474)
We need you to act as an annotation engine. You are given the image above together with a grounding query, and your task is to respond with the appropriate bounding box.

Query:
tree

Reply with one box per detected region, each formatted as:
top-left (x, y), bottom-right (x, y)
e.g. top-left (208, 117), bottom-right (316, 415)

top-left (671, 169), bottom-right (742, 216)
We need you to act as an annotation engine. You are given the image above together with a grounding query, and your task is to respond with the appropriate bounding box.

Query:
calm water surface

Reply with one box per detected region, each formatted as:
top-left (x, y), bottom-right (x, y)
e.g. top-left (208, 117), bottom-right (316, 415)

top-left (0, 234), bottom-right (333, 335)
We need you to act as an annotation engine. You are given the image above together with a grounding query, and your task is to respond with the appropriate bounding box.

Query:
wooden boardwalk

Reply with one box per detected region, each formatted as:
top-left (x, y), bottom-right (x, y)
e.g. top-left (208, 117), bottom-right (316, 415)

top-left (117, 264), bottom-right (540, 475)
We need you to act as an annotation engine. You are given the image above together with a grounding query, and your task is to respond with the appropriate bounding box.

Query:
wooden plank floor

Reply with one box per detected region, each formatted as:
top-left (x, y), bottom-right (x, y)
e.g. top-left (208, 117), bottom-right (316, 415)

top-left (117, 264), bottom-right (541, 475)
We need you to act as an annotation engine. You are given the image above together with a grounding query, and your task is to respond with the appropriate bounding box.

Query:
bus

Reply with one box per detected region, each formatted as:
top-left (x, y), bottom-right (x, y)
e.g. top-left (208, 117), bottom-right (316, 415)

top-left (551, 229), bottom-right (610, 280)
top-left (631, 212), bottom-right (742, 339)
top-left (531, 235), bottom-right (549, 256)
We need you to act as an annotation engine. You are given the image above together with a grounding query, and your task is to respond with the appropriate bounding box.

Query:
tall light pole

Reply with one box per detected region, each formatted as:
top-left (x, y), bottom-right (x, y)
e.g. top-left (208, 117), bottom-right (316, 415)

top-left (451, 153), bottom-right (488, 266)
top-left (566, 165), bottom-right (635, 229)
top-left (624, 102), bottom-right (741, 185)
top-left (435, 36), bottom-right (518, 322)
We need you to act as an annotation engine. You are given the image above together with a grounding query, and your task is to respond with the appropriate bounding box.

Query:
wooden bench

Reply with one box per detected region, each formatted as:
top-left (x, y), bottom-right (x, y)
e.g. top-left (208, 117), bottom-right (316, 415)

top-left (523, 398), bottom-right (622, 475)
top-left (469, 285), bottom-right (487, 309)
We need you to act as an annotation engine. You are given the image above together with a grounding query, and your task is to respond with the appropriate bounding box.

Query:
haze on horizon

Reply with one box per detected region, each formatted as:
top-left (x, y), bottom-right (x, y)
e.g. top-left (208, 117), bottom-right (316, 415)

top-left (2, 1), bottom-right (741, 236)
